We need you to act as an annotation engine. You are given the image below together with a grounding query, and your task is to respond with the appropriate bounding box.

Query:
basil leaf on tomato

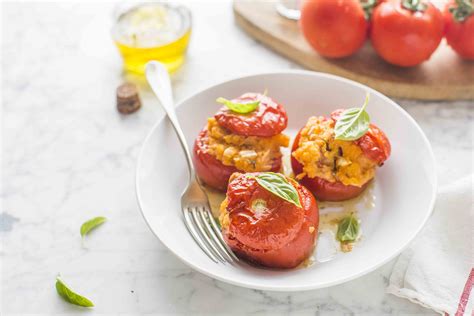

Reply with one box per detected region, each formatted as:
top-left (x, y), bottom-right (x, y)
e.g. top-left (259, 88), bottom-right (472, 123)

top-left (216, 97), bottom-right (260, 114)
top-left (250, 172), bottom-right (302, 208)
top-left (334, 93), bottom-right (371, 141)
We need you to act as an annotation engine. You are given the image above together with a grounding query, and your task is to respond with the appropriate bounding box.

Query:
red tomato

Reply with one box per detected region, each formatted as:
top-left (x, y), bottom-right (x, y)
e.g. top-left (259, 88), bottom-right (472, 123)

top-left (193, 129), bottom-right (282, 191)
top-left (214, 93), bottom-right (288, 137)
top-left (370, 0), bottom-right (444, 67)
top-left (444, 0), bottom-right (474, 60)
top-left (356, 125), bottom-right (391, 165)
top-left (300, 0), bottom-right (368, 58)
top-left (365, 0), bottom-right (386, 35)
top-left (331, 110), bottom-right (391, 165)
top-left (223, 172), bottom-right (318, 269)
top-left (291, 132), bottom-right (369, 201)
top-left (290, 111), bottom-right (390, 201)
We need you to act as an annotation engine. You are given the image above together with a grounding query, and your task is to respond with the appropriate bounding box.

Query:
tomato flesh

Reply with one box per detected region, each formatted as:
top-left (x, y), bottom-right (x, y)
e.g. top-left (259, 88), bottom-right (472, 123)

top-left (223, 173), bottom-right (319, 269)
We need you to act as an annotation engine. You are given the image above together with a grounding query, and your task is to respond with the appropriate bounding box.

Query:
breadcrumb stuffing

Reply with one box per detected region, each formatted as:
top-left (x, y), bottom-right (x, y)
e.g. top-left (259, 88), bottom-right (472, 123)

top-left (292, 116), bottom-right (376, 187)
top-left (219, 197), bottom-right (230, 230)
top-left (206, 118), bottom-right (289, 172)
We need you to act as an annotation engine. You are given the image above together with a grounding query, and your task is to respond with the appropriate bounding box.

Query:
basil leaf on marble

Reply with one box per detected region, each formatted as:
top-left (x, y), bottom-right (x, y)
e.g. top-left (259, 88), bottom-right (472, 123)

top-left (216, 97), bottom-right (260, 114)
top-left (334, 93), bottom-right (371, 141)
top-left (55, 276), bottom-right (94, 307)
top-left (80, 216), bottom-right (106, 238)
top-left (336, 214), bottom-right (360, 242)
top-left (250, 172), bottom-right (302, 208)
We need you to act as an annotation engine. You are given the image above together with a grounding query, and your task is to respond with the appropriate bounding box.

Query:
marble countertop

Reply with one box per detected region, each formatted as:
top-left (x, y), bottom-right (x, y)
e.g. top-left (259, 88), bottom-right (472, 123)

top-left (1, 2), bottom-right (472, 315)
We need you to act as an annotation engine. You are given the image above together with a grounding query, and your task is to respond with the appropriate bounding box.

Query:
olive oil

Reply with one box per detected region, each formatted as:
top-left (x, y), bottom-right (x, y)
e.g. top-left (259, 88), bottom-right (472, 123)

top-left (112, 3), bottom-right (192, 74)
top-left (203, 185), bottom-right (226, 219)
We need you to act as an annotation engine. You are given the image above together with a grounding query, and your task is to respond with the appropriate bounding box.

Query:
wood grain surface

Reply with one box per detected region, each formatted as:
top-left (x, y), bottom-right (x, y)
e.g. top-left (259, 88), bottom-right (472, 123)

top-left (234, 0), bottom-right (474, 100)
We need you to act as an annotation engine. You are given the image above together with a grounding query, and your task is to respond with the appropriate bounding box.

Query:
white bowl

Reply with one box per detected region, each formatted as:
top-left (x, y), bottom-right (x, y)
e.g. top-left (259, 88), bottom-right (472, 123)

top-left (136, 71), bottom-right (437, 291)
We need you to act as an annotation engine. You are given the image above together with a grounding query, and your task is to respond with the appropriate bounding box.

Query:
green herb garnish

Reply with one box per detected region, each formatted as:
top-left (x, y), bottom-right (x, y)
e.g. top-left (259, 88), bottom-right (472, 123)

top-left (80, 216), bottom-right (107, 238)
top-left (334, 93), bottom-right (370, 141)
top-left (336, 214), bottom-right (360, 242)
top-left (55, 276), bottom-right (94, 307)
top-left (249, 172), bottom-right (302, 208)
top-left (216, 97), bottom-right (260, 114)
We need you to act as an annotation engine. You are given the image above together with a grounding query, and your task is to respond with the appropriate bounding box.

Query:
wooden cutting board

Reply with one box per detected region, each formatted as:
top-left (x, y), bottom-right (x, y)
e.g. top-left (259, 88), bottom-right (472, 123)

top-left (233, 0), bottom-right (474, 101)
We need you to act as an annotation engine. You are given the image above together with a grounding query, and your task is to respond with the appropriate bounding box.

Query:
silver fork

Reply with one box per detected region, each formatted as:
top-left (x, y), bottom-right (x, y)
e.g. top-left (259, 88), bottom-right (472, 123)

top-left (145, 61), bottom-right (238, 264)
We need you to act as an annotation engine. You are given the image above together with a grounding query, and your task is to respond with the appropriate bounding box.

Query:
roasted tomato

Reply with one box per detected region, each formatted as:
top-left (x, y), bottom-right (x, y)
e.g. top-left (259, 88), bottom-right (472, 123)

top-left (330, 110), bottom-right (391, 165)
top-left (300, 0), bottom-right (368, 58)
top-left (291, 132), bottom-right (370, 201)
top-left (193, 93), bottom-right (290, 191)
top-left (444, 0), bottom-right (474, 60)
top-left (193, 129), bottom-right (240, 191)
top-left (214, 93), bottom-right (288, 137)
top-left (291, 114), bottom-right (390, 201)
top-left (370, 0), bottom-right (444, 67)
top-left (193, 129), bottom-right (283, 191)
top-left (220, 172), bottom-right (319, 269)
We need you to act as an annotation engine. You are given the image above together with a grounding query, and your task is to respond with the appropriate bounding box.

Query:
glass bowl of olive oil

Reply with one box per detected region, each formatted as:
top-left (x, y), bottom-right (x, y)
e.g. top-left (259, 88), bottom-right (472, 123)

top-left (112, 3), bottom-right (192, 74)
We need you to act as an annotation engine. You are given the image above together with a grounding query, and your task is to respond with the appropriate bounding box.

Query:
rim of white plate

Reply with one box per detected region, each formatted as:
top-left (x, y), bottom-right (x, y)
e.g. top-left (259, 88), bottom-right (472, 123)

top-left (135, 69), bottom-right (438, 291)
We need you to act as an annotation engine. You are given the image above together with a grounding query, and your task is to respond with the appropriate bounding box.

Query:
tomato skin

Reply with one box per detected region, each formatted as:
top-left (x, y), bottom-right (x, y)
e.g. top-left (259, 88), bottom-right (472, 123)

top-left (193, 129), bottom-right (239, 191)
top-left (444, 1), bottom-right (474, 60)
top-left (291, 132), bottom-right (369, 201)
top-left (330, 110), bottom-right (391, 165)
top-left (300, 0), bottom-right (368, 58)
top-left (355, 125), bottom-right (391, 165)
top-left (214, 93), bottom-right (288, 137)
top-left (370, 0), bottom-right (444, 67)
top-left (366, 0), bottom-right (386, 36)
top-left (223, 173), bottom-right (319, 269)
top-left (193, 129), bottom-right (283, 191)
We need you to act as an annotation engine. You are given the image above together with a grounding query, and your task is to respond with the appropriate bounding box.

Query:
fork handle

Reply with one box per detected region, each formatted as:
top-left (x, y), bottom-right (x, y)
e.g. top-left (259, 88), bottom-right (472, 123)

top-left (146, 61), bottom-right (195, 180)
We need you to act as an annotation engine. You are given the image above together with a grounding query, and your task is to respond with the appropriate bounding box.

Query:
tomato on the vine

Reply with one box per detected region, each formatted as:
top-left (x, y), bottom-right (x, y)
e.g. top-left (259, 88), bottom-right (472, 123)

top-left (370, 0), bottom-right (444, 67)
top-left (444, 0), bottom-right (474, 59)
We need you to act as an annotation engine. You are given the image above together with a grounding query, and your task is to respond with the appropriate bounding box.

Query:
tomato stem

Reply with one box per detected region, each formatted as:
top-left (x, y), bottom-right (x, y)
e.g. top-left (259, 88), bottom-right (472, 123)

top-left (402, 0), bottom-right (427, 12)
top-left (450, 0), bottom-right (474, 22)
top-left (360, 0), bottom-right (378, 20)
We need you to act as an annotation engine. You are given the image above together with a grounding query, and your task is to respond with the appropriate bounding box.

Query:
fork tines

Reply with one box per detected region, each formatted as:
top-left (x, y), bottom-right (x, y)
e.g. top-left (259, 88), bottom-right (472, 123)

top-left (183, 206), bottom-right (239, 263)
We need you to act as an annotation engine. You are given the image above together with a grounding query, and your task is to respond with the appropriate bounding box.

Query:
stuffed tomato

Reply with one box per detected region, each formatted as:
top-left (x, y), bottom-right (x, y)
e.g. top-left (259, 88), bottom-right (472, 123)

top-left (219, 172), bottom-right (319, 269)
top-left (291, 110), bottom-right (391, 201)
top-left (193, 93), bottom-right (289, 191)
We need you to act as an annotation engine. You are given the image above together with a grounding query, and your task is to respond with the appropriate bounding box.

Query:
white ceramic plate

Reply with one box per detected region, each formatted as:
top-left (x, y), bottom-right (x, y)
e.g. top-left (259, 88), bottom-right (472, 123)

top-left (136, 71), bottom-right (437, 291)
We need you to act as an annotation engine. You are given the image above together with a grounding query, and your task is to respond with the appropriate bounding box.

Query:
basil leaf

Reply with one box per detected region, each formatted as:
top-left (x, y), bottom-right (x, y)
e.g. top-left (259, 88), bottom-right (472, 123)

top-left (251, 172), bottom-right (302, 208)
top-left (216, 97), bottom-right (260, 114)
top-left (80, 216), bottom-right (106, 238)
top-left (55, 277), bottom-right (94, 307)
top-left (336, 214), bottom-right (360, 242)
top-left (334, 93), bottom-right (371, 141)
